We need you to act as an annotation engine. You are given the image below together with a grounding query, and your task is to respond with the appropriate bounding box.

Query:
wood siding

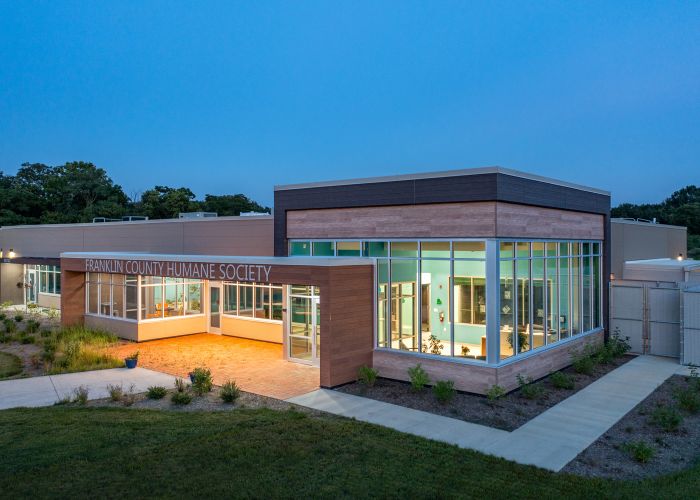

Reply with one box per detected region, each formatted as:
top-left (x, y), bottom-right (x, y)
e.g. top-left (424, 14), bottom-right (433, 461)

top-left (286, 202), bottom-right (604, 240)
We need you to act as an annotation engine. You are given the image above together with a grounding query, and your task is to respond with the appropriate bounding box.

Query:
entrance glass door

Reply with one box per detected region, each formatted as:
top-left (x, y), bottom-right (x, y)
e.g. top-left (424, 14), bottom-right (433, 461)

top-left (25, 268), bottom-right (37, 304)
top-left (288, 286), bottom-right (320, 365)
top-left (209, 283), bottom-right (221, 333)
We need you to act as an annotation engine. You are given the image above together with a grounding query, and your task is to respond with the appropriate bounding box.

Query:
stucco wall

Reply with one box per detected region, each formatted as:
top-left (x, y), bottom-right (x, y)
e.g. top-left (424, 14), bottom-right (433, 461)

top-left (611, 220), bottom-right (687, 278)
top-left (222, 316), bottom-right (283, 343)
top-left (0, 263), bottom-right (24, 305)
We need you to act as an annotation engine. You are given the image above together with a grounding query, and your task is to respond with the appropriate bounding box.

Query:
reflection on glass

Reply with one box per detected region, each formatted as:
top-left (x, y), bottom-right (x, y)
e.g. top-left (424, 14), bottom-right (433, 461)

top-left (453, 260), bottom-right (486, 359)
top-left (532, 258), bottom-right (545, 349)
top-left (500, 260), bottom-right (514, 359)
top-left (546, 258), bottom-right (558, 344)
top-left (420, 259), bottom-right (450, 355)
top-left (312, 241), bottom-right (334, 256)
top-left (516, 259), bottom-right (530, 353)
top-left (390, 260), bottom-right (417, 351)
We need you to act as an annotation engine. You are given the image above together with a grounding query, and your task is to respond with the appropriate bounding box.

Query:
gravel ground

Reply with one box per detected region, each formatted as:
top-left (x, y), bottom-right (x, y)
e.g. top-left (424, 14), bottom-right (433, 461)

top-left (336, 355), bottom-right (634, 431)
top-left (563, 374), bottom-right (700, 480)
top-left (79, 385), bottom-right (320, 415)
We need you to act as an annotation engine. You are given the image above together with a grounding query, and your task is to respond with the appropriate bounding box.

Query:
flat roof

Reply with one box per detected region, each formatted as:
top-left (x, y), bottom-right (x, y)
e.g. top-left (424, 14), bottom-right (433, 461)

top-left (0, 214), bottom-right (272, 231)
top-left (60, 251), bottom-right (371, 267)
top-left (274, 166), bottom-right (610, 196)
top-left (625, 258), bottom-right (700, 271)
top-left (612, 218), bottom-right (687, 230)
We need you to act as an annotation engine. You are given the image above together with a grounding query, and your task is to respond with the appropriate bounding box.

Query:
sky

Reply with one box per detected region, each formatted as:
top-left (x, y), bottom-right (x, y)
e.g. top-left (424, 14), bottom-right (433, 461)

top-left (0, 1), bottom-right (698, 207)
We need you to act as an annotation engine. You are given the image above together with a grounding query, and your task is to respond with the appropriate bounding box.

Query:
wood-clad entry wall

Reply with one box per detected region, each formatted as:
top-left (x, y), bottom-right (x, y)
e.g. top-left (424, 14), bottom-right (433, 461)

top-left (286, 202), bottom-right (605, 240)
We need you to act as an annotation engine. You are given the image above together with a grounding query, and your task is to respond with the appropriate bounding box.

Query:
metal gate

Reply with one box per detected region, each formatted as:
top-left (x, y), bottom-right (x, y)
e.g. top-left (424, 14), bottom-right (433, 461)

top-left (682, 287), bottom-right (700, 365)
top-left (610, 281), bottom-right (680, 357)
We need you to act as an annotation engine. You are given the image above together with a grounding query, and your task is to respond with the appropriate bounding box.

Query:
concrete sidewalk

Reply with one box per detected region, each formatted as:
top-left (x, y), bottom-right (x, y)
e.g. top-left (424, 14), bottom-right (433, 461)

top-left (288, 355), bottom-right (681, 472)
top-left (0, 367), bottom-right (177, 410)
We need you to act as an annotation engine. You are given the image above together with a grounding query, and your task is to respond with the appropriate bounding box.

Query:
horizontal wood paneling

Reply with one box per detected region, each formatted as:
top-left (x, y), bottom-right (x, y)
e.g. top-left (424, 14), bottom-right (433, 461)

top-left (496, 203), bottom-right (605, 239)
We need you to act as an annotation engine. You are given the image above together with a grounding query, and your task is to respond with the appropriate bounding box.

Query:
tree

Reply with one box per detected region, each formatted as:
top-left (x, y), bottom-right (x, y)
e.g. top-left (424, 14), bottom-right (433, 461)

top-left (138, 186), bottom-right (198, 219)
top-left (201, 194), bottom-right (270, 216)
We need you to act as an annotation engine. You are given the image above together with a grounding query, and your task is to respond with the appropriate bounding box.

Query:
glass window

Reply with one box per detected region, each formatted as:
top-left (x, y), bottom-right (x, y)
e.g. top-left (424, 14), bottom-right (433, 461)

top-left (126, 282), bottom-right (138, 320)
top-left (390, 260), bottom-right (418, 351)
top-left (112, 284), bottom-right (124, 317)
top-left (272, 287), bottom-right (283, 320)
top-left (546, 258), bottom-right (558, 344)
top-left (289, 241), bottom-right (311, 256)
top-left (583, 256), bottom-right (592, 332)
top-left (531, 258), bottom-right (545, 350)
top-left (559, 242), bottom-right (569, 257)
top-left (420, 259), bottom-right (451, 356)
top-left (452, 260), bottom-right (486, 360)
top-left (364, 241), bottom-right (388, 257)
top-left (500, 260), bottom-right (515, 359)
top-left (238, 285), bottom-right (254, 317)
top-left (224, 284), bottom-right (238, 314)
top-left (593, 255), bottom-right (601, 328)
top-left (546, 242), bottom-right (558, 257)
top-left (499, 242), bottom-right (514, 259)
top-left (420, 241), bottom-right (450, 259)
top-left (88, 281), bottom-right (99, 315)
top-left (312, 241), bottom-right (334, 256)
top-left (559, 257), bottom-right (570, 339)
top-left (532, 242), bottom-right (545, 258)
top-left (571, 256), bottom-right (581, 334)
top-left (390, 241), bottom-right (418, 258)
top-left (336, 241), bottom-right (361, 256)
top-left (377, 260), bottom-right (389, 348)
top-left (516, 242), bottom-right (530, 259)
top-left (516, 259), bottom-right (530, 353)
top-left (186, 282), bottom-right (202, 315)
top-left (453, 241), bottom-right (485, 259)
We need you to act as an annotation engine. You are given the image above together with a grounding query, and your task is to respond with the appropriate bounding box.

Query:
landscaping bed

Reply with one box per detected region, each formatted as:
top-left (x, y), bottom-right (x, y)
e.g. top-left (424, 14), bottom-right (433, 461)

top-left (563, 373), bottom-right (700, 480)
top-left (337, 348), bottom-right (633, 431)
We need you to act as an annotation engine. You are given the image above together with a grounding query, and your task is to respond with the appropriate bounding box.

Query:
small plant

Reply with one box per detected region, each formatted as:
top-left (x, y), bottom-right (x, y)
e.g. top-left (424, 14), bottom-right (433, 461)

top-left (121, 384), bottom-right (137, 406)
top-left (3, 319), bottom-right (16, 334)
top-left (433, 380), bottom-right (456, 404)
top-left (174, 377), bottom-right (188, 393)
top-left (40, 328), bottom-right (53, 338)
top-left (190, 367), bottom-right (214, 396)
top-left (147, 386), bottom-right (168, 399)
top-left (25, 319), bottom-right (40, 334)
top-left (516, 374), bottom-right (545, 400)
top-left (54, 396), bottom-right (71, 405)
top-left (622, 440), bottom-right (655, 463)
top-left (358, 365), bottom-right (378, 387)
top-left (487, 384), bottom-right (506, 403)
top-left (171, 390), bottom-right (192, 405)
top-left (125, 351), bottom-right (139, 361)
top-left (572, 348), bottom-right (596, 375)
top-left (460, 345), bottom-right (470, 357)
top-left (609, 326), bottom-right (632, 358)
top-left (407, 363), bottom-right (430, 392)
top-left (20, 335), bottom-right (35, 344)
top-left (687, 365), bottom-right (700, 392)
top-left (107, 383), bottom-right (124, 402)
top-left (674, 387), bottom-right (700, 414)
top-left (220, 380), bottom-right (241, 403)
top-left (14, 314), bottom-right (24, 323)
top-left (549, 371), bottom-right (575, 390)
top-left (0, 312), bottom-right (5, 321)
top-left (649, 406), bottom-right (683, 432)
top-left (422, 334), bottom-right (444, 355)
top-left (73, 385), bottom-right (89, 405)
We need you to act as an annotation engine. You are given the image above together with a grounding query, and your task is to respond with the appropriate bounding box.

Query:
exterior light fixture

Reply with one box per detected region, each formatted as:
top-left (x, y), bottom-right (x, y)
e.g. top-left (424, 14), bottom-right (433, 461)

top-left (0, 248), bottom-right (3, 258)
top-left (610, 273), bottom-right (615, 281)
top-left (677, 253), bottom-right (684, 261)
top-left (8, 248), bottom-right (15, 259)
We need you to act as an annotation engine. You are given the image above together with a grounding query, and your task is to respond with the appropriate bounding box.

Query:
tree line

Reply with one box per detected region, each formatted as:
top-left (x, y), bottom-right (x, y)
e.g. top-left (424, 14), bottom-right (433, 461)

top-left (611, 185), bottom-right (700, 259)
top-left (0, 162), bottom-right (270, 226)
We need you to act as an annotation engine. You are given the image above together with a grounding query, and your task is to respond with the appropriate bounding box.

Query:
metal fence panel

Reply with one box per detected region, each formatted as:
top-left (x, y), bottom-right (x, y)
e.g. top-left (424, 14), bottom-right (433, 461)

top-left (682, 290), bottom-right (700, 365)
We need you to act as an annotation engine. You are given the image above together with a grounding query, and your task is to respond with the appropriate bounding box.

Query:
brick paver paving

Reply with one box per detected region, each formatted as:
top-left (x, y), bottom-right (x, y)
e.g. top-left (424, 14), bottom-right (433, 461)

top-left (105, 334), bottom-right (319, 400)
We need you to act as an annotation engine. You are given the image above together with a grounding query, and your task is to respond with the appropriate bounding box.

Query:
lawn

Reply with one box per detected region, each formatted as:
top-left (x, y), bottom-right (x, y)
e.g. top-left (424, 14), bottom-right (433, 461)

top-left (0, 351), bottom-right (22, 378)
top-left (1, 407), bottom-right (700, 498)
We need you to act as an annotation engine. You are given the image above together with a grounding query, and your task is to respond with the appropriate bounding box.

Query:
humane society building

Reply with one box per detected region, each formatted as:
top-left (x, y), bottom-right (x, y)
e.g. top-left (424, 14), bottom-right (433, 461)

top-left (0, 167), bottom-right (609, 394)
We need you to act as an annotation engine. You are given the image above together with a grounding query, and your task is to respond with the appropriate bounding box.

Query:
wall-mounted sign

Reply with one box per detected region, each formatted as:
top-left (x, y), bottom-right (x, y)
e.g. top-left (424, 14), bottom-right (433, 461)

top-left (83, 258), bottom-right (273, 283)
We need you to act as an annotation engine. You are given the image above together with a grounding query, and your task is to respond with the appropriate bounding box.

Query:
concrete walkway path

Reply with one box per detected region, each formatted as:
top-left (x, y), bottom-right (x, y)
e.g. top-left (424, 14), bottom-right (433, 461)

top-left (288, 355), bottom-right (681, 472)
top-left (0, 367), bottom-right (177, 410)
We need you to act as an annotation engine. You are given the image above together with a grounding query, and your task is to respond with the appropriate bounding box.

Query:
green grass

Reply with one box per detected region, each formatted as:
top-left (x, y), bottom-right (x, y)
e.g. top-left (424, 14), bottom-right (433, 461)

top-left (1, 407), bottom-right (700, 498)
top-left (0, 351), bottom-right (22, 378)
top-left (46, 325), bottom-right (122, 374)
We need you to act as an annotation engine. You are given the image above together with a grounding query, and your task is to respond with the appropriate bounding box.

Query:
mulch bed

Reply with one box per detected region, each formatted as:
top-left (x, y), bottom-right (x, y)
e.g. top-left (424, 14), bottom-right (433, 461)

top-left (81, 387), bottom-right (321, 414)
top-left (562, 374), bottom-right (700, 480)
top-left (336, 355), bottom-right (634, 431)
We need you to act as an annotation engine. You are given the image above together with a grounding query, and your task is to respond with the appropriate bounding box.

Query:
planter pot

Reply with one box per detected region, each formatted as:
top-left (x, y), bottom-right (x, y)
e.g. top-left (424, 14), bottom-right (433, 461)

top-left (125, 358), bottom-right (138, 369)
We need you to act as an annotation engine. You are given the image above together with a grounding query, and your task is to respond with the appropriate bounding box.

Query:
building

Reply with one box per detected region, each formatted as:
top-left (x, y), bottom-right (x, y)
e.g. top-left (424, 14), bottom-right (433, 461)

top-left (610, 218), bottom-right (687, 279)
top-left (0, 167), bottom-right (610, 394)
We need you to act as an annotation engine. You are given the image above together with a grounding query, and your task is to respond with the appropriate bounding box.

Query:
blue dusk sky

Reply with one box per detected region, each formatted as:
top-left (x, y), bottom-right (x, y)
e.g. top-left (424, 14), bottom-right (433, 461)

top-left (1, 1), bottom-right (698, 207)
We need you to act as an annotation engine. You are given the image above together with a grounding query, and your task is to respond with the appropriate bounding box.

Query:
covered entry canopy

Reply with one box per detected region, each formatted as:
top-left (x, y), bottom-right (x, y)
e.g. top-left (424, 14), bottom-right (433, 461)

top-left (59, 252), bottom-right (375, 388)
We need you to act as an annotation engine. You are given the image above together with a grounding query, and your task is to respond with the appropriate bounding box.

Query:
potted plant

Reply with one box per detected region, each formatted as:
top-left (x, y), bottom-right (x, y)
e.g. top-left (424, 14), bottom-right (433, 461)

top-left (124, 351), bottom-right (139, 369)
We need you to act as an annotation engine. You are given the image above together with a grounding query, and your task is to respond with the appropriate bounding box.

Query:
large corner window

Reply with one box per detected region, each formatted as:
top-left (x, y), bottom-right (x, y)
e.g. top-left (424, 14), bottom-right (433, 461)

top-left (85, 273), bottom-right (203, 322)
top-left (222, 282), bottom-right (283, 322)
top-left (25, 265), bottom-right (61, 296)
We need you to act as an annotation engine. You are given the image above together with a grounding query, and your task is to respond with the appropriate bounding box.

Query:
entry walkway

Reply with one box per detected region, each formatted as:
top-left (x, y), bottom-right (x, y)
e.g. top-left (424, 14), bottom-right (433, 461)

top-left (288, 355), bottom-right (681, 471)
top-left (105, 334), bottom-right (319, 400)
top-left (0, 367), bottom-right (176, 410)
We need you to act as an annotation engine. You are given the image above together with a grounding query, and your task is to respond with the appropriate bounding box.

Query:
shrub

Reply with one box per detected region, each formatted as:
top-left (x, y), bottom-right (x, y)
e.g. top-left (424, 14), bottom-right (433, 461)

top-left (174, 377), bottom-right (188, 393)
top-left (73, 385), bottom-right (89, 405)
top-left (20, 335), bottom-right (35, 344)
top-left (649, 406), bottom-right (683, 432)
top-left (40, 328), bottom-right (53, 338)
top-left (25, 319), bottom-right (40, 334)
top-left (572, 350), bottom-right (596, 375)
top-left (0, 312), bottom-right (5, 321)
top-left (487, 384), bottom-right (506, 402)
top-left (121, 384), bottom-right (137, 406)
top-left (14, 314), bottom-right (24, 323)
top-left (358, 365), bottom-right (378, 387)
top-left (147, 386), bottom-right (168, 400)
top-left (622, 441), bottom-right (655, 463)
top-left (190, 367), bottom-right (213, 396)
top-left (433, 380), bottom-right (456, 404)
top-left (220, 380), bottom-right (241, 403)
top-left (407, 364), bottom-right (430, 392)
top-left (3, 319), bottom-right (16, 334)
top-left (171, 390), bottom-right (192, 405)
top-left (674, 387), bottom-right (700, 414)
top-left (549, 371), bottom-right (575, 390)
top-left (107, 384), bottom-right (124, 402)
top-left (609, 326), bottom-right (632, 357)
top-left (516, 374), bottom-right (546, 400)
